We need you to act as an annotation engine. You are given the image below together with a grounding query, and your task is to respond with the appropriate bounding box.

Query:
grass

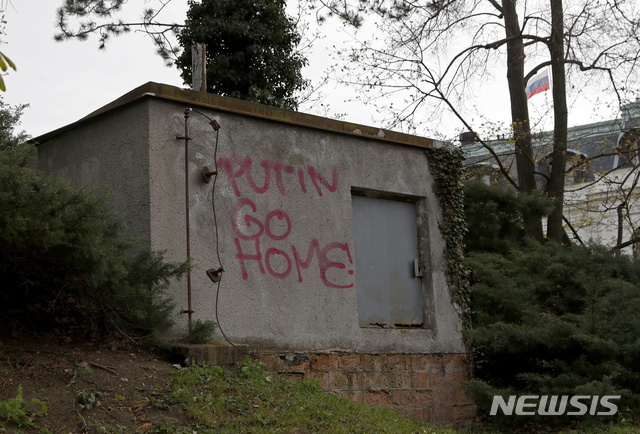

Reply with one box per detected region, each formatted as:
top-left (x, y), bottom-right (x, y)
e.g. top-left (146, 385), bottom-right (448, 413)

top-left (162, 358), bottom-right (451, 434)
top-left (476, 427), bottom-right (640, 434)
top-left (92, 358), bottom-right (640, 434)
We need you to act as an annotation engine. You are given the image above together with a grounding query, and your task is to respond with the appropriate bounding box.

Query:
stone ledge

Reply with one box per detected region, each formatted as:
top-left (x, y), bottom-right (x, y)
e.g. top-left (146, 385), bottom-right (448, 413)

top-left (180, 340), bottom-right (249, 366)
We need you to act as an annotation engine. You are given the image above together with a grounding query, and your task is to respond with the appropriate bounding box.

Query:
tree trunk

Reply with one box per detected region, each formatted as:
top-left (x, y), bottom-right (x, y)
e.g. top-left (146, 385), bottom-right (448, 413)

top-left (501, 0), bottom-right (545, 243)
top-left (546, 0), bottom-right (568, 243)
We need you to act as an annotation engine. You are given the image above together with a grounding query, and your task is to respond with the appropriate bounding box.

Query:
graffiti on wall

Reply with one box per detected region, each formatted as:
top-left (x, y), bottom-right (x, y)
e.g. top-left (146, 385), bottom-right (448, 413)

top-left (218, 155), bottom-right (353, 289)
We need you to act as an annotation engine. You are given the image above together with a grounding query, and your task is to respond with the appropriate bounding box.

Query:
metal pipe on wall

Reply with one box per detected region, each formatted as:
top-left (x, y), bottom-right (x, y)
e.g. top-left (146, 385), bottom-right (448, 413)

top-left (179, 108), bottom-right (193, 323)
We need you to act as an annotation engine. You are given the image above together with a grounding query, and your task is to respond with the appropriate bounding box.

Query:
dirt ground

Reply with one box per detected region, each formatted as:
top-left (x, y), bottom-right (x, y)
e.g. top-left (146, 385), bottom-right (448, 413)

top-left (0, 333), bottom-right (192, 433)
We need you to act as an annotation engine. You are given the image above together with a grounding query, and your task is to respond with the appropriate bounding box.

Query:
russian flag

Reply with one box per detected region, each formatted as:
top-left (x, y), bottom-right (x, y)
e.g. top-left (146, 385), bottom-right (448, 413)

top-left (525, 68), bottom-right (550, 99)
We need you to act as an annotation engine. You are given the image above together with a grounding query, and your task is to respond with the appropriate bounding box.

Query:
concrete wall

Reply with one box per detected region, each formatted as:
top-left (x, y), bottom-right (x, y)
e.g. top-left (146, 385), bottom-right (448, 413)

top-left (35, 101), bottom-right (152, 242)
top-left (34, 94), bottom-right (464, 356)
top-left (34, 91), bottom-right (471, 424)
top-left (144, 98), bottom-right (464, 355)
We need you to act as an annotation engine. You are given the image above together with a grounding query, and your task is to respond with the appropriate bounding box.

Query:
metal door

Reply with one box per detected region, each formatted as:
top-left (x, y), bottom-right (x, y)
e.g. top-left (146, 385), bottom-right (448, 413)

top-left (351, 194), bottom-right (424, 328)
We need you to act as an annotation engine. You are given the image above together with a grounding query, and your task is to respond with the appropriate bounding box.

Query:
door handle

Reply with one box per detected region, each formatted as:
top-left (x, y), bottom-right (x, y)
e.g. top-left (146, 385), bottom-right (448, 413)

top-left (413, 259), bottom-right (422, 277)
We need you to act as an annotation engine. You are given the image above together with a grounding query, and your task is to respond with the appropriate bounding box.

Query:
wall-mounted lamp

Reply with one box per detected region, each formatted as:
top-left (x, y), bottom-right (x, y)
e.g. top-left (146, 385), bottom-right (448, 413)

top-left (206, 267), bottom-right (224, 283)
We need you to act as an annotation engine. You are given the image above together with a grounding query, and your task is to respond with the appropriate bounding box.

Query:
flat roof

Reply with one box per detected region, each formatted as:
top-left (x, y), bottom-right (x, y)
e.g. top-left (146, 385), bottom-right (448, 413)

top-left (33, 82), bottom-right (438, 149)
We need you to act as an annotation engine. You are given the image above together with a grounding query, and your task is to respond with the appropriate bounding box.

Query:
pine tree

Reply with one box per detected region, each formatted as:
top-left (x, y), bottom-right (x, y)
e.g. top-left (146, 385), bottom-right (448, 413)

top-left (0, 97), bottom-right (28, 151)
top-left (176, 0), bottom-right (308, 110)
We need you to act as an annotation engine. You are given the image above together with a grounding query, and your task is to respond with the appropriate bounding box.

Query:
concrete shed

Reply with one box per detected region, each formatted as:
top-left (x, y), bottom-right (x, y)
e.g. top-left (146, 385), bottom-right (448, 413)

top-left (34, 82), bottom-right (473, 426)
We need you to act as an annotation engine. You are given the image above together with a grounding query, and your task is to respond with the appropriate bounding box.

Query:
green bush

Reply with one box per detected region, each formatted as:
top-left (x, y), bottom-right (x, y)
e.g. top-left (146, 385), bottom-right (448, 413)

top-left (463, 180), bottom-right (640, 427)
top-left (467, 240), bottom-right (640, 426)
top-left (188, 319), bottom-right (218, 344)
top-left (0, 144), bottom-right (187, 337)
top-left (0, 385), bottom-right (47, 430)
top-left (464, 178), bottom-right (553, 254)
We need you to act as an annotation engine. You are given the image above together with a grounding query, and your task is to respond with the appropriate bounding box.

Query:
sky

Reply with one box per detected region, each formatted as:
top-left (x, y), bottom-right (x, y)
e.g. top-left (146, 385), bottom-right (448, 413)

top-left (1, 0), bottom-right (377, 139)
top-left (2, 0), bottom-right (188, 138)
top-left (0, 0), bottom-right (626, 142)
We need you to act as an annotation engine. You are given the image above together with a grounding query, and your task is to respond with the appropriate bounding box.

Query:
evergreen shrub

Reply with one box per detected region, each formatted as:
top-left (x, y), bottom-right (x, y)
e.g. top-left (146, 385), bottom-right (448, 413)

top-left (0, 144), bottom-right (188, 338)
top-left (464, 178), bottom-right (553, 254)
top-left (464, 180), bottom-right (640, 426)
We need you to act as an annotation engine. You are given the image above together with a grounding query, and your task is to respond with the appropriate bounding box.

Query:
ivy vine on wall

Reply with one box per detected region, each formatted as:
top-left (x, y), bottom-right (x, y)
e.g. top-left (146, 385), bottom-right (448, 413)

top-left (424, 147), bottom-right (471, 332)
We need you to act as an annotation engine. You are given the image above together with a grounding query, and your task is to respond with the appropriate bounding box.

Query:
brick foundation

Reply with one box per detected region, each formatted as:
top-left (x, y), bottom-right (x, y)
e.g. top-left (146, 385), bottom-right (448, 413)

top-left (254, 352), bottom-right (476, 427)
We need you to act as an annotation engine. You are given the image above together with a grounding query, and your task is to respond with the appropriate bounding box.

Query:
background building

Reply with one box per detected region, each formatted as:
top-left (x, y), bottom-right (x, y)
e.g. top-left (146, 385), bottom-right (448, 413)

top-left (463, 99), bottom-right (640, 252)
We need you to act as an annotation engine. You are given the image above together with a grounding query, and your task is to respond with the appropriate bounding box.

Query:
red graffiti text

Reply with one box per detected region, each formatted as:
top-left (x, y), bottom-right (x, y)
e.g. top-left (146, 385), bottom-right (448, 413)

top-left (231, 198), bottom-right (353, 289)
top-left (218, 155), bottom-right (338, 197)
